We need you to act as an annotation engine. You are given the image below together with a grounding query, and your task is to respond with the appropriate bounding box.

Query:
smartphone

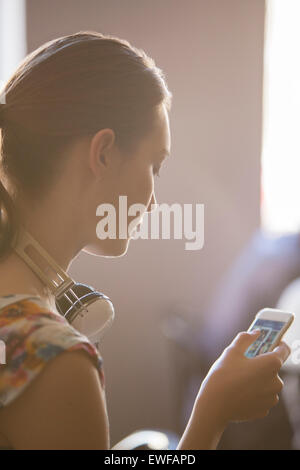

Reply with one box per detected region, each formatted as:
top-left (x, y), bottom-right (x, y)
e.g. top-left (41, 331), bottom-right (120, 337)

top-left (244, 308), bottom-right (294, 358)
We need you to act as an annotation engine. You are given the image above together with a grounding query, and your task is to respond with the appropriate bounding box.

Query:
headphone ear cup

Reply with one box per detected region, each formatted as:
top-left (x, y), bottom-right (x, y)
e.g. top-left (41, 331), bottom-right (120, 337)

top-left (55, 283), bottom-right (95, 317)
top-left (72, 296), bottom-right (115, 344)
top-left (55, 283), bottom-right (115, 342)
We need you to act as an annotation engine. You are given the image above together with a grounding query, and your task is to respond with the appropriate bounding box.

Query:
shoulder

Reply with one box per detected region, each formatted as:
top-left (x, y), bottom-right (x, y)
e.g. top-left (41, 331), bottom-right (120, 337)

top-left (0, 297), bottom-right (109, 449)
top-left (0, 297), bottom-right (105, 407)
top-left (0, 348), bottom-right (110, 449)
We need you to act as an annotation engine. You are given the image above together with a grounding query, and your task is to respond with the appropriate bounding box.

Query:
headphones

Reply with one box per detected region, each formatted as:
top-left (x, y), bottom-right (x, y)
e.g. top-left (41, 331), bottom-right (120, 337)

top-left (11, 224), bottom-right (115, 348)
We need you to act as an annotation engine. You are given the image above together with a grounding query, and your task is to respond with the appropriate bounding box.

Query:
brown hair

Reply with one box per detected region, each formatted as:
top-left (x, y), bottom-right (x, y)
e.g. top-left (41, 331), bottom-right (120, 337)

top-left (0, 30), bottom-right (172, 261)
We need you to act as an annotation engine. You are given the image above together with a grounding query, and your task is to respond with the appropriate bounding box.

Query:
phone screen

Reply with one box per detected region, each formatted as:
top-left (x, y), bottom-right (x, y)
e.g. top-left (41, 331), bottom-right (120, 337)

top-left (245, 318), bottom-right (286, 358)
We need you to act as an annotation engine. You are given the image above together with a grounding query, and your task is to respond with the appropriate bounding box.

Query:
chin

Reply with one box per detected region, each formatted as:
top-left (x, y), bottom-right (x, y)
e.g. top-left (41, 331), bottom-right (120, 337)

top-left (83, 238), bottom-right (130, 258)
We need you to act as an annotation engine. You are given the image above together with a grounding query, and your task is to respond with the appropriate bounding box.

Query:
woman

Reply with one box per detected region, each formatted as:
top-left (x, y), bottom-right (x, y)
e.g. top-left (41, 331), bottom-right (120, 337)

top-left (0, 31), bottom-right (290, 450)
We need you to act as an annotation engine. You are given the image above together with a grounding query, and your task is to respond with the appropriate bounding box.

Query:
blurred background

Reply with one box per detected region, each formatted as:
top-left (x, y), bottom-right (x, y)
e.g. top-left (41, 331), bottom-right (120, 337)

top-left (2, 0), bottom-right (300, 450)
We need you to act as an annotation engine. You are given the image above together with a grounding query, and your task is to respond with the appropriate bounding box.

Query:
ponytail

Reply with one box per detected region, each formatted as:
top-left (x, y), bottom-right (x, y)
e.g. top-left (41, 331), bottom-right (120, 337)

top-left (0, 105), bottom-right (20, 261)
top-left (0, 178), bottom-right (19, 261)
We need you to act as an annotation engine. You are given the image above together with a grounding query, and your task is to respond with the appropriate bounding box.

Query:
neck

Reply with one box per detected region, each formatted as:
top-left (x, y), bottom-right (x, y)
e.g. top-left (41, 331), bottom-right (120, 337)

top-left (0, 219), bottom-right (83, 307)
top-left (0, 168), bottom-right (90, 304)
top-left (0, 250), bottom-right (54, 305)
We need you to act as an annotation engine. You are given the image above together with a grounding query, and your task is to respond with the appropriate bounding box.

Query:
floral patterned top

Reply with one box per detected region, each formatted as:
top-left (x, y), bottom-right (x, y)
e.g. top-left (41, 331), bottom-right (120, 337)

top-left (0, 293), bottom-right (105, 418)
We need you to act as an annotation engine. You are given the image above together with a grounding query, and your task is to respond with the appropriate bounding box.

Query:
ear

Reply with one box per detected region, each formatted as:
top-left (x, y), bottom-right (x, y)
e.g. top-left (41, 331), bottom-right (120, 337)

top-left (88, 128), bottom-right (115, 179)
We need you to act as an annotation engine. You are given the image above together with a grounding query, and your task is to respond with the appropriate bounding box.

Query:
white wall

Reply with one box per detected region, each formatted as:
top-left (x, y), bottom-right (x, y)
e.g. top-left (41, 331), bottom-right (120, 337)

top-left (26, 0), bottom-right (265, 445)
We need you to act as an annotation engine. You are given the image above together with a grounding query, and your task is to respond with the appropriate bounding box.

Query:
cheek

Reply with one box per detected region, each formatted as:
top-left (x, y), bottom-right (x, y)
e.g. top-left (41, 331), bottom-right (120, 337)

top-left (125, 170), bottom-right (153, 228)
top-left (130, 168), bottom-right (153, 205)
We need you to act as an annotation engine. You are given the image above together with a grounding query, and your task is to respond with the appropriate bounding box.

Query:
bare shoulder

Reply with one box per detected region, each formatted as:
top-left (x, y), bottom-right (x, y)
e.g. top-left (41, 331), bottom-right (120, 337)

top-left (0, 350), bottom-right (110, 449)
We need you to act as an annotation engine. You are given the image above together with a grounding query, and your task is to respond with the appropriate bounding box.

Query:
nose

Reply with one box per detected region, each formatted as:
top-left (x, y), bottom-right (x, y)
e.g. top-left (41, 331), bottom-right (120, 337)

top-left (147, 193), bottom-right (158, 213)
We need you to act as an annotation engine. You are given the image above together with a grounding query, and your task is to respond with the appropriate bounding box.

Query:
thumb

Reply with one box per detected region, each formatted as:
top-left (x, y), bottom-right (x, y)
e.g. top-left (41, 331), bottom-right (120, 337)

top-left (230, 329), bottom-right (261, 354)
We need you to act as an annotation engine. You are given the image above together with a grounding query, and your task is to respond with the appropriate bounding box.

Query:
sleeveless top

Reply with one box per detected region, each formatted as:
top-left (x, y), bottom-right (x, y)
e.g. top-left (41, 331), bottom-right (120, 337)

top-left (0, 294), bottom-right (106, 449)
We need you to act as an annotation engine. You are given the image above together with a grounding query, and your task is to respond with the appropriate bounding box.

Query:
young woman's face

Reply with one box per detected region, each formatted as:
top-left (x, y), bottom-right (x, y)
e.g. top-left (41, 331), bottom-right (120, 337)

top-left (83, 103), bottom-right (171, 257)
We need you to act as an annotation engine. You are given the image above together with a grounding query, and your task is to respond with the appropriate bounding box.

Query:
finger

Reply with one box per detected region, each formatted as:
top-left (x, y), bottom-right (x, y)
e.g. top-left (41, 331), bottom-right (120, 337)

top-left (263, 342), bottom-right (291, 368)
top-left (272, 341), bottom-right (291, 364)
top-left (252, 394), bottom-right (280, 416)
top-left (258, 393), bottom-right (280, 409)
top-left (249, 410), bottom-right (270, 421)
top-left (253, 342), bottom-right (291, 372)
top-left (229, 330), bottom-right (261, 354)
top-left (264, 376), bottom-right (284, 395)
top-left (265, 394), bottom-right (280, 408)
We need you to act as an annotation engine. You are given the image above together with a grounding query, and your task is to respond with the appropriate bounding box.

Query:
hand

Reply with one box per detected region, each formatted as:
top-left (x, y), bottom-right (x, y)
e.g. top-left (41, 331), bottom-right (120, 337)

top-left (195, 330), bottom-right (291, 426)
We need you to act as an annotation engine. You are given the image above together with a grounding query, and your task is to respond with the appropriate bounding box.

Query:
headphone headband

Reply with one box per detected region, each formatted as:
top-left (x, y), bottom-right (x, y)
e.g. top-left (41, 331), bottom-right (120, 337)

top-left (12, 224), bottom-right (115, 343)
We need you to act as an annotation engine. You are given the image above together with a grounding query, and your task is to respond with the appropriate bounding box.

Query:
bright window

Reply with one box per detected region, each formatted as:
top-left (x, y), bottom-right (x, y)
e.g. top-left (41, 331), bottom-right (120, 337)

top-left (261, 0), bottom-right (300, 234)
top-left (0, 0), bottom-right (27, 100)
